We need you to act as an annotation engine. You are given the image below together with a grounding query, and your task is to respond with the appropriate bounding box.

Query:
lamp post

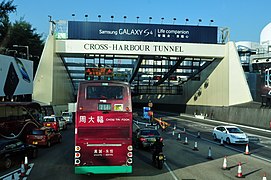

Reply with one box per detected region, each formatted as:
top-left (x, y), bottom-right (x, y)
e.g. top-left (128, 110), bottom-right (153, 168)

top-left (136, 16), bottom-right (139, 23)
top-left (173, 18), bottom-right (176, 25)
top-left (13, 45), bottom-right (29, 59)
top-left (185, 18), bottom-right (189, 25)
top-left (161, 17), bottom-right (164, 24)
top-left (149, 17), bottom-right (152, 24)
top-left (209, 19), bottom-right (214, 26)
top-left (197, 19), bottom-right (202, 26)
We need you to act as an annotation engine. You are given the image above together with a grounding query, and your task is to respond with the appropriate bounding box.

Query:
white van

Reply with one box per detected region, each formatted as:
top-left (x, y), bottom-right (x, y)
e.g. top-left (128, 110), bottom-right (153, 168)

top-left (61, 112), bottom-right (73, 124)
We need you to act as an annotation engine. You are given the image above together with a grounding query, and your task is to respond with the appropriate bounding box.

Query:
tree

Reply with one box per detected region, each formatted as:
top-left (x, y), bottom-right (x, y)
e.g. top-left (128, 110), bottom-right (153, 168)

top-left (6, 19), bottom-right (45, 74)
top-left (7, 19), bottom-right (44, 56)
top-left (0, 0), bottom-right (16, 48)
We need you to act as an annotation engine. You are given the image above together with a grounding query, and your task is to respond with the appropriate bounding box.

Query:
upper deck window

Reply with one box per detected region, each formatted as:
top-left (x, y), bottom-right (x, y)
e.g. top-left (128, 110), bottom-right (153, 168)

top-left (86, 86), bottom-right (124, 100)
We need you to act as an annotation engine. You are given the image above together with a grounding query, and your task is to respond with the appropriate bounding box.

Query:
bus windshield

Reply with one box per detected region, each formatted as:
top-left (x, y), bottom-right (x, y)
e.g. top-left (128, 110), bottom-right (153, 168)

top-left (87, 86), bottom-right (123, 100)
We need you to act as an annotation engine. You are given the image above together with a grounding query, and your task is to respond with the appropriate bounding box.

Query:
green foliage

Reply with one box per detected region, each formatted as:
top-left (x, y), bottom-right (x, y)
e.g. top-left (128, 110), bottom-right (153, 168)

top-left (0, 0), bottom-right (16, 48)
top-left (7, 19), bottom-right (45, 56)
top-left (0, 0), bottom-right (44, 60)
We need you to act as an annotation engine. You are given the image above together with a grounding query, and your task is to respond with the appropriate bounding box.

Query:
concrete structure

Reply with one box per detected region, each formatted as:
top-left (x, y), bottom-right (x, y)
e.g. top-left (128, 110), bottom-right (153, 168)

top-left (33, 20), bottom-right (252, 115)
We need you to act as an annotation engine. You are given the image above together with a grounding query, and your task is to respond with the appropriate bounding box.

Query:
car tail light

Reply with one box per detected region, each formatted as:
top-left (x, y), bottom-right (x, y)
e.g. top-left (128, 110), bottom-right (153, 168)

top-left (127, 145), bottom-right (133, 151)
top-left (160, 137), bottom-right (163, 142)
top-left (140, 137), bottom-right (146, 142)
top-left (127, 152), bottom-right (132, 158)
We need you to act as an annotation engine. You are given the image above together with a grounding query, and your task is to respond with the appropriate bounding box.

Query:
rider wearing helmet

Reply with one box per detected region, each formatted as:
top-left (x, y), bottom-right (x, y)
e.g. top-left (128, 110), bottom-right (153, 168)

top-left (152, 137), bottom-right (164, 162)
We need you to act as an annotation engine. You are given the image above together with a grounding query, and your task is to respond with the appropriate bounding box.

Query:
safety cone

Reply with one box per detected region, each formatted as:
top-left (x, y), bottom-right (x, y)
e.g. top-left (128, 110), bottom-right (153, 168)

top-left (244, 144), bottom-right (250, 155)
top-left (262, 172), bottom-right (267, 180)
top-left (183, 136), bottom-right (188, 145)
top-left (236, 162), bottom-right (243, 178)
top-left (193, 141), bottom-right (199, 151)
top-left (197, 131), bottom-right (201, 138)
top-left (19, 161), bottom-right (26, 178)
top-left (24, 156), bottom-right (29, 170)
top-left (207, 147), bottom-right (213, 160)
top-left (177, 133), bottom-right (181, 140)
top-left (183, 127), bottom-right (186, 134)
top-left (172, 130), bottom-right (175, 136)
top-left (220, 137), bottom-right (224, 146)
top-left (222, 156), bottom-right (228, 170)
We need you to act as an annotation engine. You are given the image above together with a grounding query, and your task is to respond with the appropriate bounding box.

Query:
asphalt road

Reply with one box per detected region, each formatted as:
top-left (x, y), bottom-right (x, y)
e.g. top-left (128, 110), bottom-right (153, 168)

top-left (1, 112), bottom-right (271, 180)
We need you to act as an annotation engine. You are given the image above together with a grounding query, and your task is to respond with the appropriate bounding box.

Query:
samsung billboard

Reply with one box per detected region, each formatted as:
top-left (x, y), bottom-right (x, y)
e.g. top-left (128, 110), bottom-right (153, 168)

top-left (68, 21), bottom-right (217, 44)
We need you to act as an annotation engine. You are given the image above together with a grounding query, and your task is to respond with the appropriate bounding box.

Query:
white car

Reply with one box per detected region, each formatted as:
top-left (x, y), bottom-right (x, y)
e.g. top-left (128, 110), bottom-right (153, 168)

top-left (61, 112), bottom-right (73, 124)
top-left (212, 125), bottom-right (249, 144)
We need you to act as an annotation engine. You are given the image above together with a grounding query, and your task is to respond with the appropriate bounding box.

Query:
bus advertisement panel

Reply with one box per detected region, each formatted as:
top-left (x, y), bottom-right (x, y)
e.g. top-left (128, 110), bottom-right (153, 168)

top-left (74, 81), bottom-right (133, 174)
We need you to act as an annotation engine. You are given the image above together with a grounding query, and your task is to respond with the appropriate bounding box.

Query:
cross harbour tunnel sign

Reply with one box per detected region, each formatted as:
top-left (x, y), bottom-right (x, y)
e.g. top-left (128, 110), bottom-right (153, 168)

top-left (56, 40), bottom-right (225, 57)
top-left (68, 21), bottom-right (217, 44)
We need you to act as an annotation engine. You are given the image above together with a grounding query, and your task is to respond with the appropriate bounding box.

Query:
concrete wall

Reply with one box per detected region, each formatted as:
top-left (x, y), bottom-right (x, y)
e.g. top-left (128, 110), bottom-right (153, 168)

top-left (33, 33), bottom-right (74, 112)
top-left (185, 104), bottom-right (271, 129)
top-left (187, 42), bottom-right (252, 106)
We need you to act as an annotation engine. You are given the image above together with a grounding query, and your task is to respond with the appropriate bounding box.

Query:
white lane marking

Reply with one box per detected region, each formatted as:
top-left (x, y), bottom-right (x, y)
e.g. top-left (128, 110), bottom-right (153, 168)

top-left (164, 162), bottom-right (179, 180)
top-left (0, 163), bottom-right (34, 180)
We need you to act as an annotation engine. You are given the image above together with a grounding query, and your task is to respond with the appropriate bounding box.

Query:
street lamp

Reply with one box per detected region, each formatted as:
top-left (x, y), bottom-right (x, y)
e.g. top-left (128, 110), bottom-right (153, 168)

top-left (13, 45), bottom-right (29, 59)
top-left (161, 17), bottom-right (164, 24)
top-left (136, 16), bottom-right (139, 23)
top-left (173, 18), bottom-right (176, 25)
top-left (149, 17), bottom-right (152, 24)
top-left (185, 18), bottom-right (189, 25)
top-left (197, 19), bottom-right (202, 26)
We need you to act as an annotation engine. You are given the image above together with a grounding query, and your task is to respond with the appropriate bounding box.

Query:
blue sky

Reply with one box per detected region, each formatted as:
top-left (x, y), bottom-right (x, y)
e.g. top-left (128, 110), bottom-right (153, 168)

top-left (9, 0), bottom-right (271, 42)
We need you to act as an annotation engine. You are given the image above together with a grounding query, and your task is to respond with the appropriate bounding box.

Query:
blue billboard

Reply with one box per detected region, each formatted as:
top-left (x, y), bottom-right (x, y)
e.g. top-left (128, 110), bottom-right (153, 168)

top-left (68, 21), bottom-right (217, 44)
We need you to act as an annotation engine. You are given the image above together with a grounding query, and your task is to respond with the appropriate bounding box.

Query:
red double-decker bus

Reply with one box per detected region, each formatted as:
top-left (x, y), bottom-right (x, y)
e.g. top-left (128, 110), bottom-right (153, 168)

top-left (74, 80), bottom-right (133, 174)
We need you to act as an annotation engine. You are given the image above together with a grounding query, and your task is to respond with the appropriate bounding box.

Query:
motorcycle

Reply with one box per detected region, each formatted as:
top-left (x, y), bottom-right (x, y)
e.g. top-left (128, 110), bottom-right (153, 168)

top-left (153, 152), bottom-right (165, 169)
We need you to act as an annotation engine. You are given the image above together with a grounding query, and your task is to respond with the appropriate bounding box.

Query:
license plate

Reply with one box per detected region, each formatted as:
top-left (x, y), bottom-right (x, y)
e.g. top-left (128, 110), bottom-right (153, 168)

top-left (159, 155), bottom-right (164, 160)
top-left (149, 138), bottom-right (155, 142)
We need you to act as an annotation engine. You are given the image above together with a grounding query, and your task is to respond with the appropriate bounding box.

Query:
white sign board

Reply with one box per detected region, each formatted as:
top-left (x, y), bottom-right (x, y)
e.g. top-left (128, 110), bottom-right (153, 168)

top-left (0, 55), bottom-right (33, 96)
